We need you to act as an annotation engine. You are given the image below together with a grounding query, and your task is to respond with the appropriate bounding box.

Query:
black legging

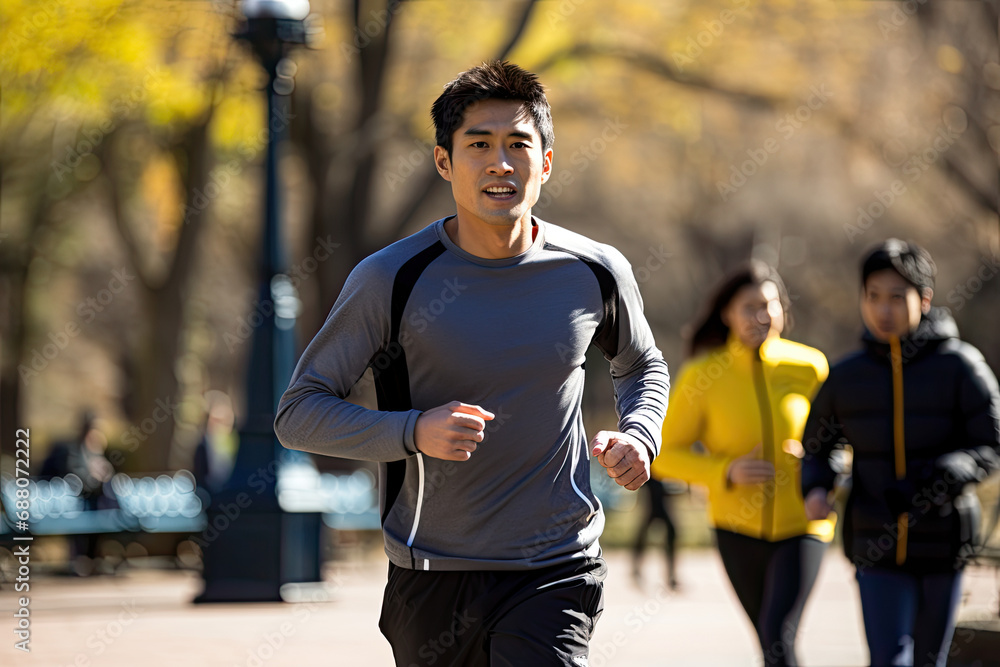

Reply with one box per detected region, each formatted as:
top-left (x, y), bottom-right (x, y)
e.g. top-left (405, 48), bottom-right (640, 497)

top-left (715, 529), bottom-right (826, 667)
top-left (632, 481), bottom-right (678, 584)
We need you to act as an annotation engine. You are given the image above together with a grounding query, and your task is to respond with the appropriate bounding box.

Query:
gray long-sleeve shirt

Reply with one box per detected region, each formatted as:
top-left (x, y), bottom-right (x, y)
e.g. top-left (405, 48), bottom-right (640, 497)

top-left (274, 216), bottom-right (669, 571)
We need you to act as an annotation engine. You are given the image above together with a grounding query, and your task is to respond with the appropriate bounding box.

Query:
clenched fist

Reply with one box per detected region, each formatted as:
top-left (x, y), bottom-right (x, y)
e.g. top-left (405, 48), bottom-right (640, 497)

top-left (414, 401), bottom-right (495, 461)
top-left (591, 431), bottom-right (651, 491)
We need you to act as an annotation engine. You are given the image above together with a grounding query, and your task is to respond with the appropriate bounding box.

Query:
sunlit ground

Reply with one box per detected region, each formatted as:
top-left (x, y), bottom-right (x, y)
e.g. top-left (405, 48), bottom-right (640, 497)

top-left (1, 547), bottom-right (996, 667)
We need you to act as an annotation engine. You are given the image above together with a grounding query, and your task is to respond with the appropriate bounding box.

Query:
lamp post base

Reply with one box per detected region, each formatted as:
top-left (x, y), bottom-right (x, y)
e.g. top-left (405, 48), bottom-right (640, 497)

top-left (193, 508), bottom-right (322, 604)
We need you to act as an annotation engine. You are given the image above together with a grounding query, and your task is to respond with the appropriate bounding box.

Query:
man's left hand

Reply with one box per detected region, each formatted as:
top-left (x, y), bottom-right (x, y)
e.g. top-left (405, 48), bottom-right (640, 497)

top-left (591, 431), bottom-right (650, 491)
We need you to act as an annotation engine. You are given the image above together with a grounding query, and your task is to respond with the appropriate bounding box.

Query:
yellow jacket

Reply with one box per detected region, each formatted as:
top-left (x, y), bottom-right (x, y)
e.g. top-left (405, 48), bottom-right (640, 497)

top-left (651, 333), bottom-right (835, 542)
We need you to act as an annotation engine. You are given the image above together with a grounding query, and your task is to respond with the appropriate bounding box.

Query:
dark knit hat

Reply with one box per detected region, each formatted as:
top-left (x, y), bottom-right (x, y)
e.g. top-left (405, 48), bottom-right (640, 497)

top-left (861, 238), bottom-right (936, 294)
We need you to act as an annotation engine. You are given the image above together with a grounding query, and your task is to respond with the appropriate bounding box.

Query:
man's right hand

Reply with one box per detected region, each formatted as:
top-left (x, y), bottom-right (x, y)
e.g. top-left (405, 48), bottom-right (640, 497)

top-left (414, 401), bottom-right (495, 461)
top-left (726, 444), bottom-right (775, 485)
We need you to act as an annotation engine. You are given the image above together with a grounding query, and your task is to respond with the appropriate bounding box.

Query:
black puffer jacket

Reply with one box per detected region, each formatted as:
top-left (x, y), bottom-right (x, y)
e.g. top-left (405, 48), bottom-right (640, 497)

top-left (802, 308), bottom-right (1000, 573)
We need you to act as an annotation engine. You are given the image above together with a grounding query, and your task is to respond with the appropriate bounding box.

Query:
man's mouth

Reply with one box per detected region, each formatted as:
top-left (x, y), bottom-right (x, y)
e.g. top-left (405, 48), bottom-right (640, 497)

top-left (483, 186), bottom-right (517, 201)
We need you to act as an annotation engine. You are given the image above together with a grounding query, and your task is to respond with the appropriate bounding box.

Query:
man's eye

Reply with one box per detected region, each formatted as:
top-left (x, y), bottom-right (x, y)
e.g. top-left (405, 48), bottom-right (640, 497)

top-left (511, 142), bottom-right (527, 149)
top-left (471, 141), bottom-right (488, 149)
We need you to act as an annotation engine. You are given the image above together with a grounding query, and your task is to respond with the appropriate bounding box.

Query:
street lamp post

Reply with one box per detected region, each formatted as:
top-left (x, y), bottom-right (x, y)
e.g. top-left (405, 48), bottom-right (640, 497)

top-left (195, 0), bottom-right (318, 603)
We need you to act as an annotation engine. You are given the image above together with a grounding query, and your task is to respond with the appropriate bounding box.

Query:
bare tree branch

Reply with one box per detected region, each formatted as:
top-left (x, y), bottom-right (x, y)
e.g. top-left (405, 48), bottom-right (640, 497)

top-left (942, 153), bottom-right (996, 214)
top-left (387, 168), bottom-right (443, 241)
top-left (533, 44), bottom-right (779, 109)
top-left (496, 0), bottom-right (540, 61)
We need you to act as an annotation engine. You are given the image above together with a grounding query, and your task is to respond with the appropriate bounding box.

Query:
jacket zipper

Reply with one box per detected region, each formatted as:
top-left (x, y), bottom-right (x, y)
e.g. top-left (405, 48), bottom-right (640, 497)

top-left (752, 351), bottom-right (775, 541)
top-left (889, 335), bottom-right (908, 566)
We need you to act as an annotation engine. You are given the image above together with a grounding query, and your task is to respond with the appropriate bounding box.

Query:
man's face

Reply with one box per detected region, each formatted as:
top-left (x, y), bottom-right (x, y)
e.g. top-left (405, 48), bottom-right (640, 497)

top-left (434, 99), bottom-right (552, 228)
top-left (861, 268), bottom-right (930, 341)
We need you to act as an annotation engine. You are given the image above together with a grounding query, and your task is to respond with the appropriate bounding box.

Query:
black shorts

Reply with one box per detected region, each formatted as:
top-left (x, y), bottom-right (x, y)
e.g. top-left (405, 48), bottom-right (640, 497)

top-left (378, 556), bottom-right (606, 667)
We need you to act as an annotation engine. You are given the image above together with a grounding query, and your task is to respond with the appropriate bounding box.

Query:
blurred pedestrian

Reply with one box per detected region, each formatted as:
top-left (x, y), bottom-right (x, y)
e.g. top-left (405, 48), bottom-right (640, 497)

top-left (40, 410), bottom-right (115, 575)
top-left (273, 61), bottom-right (670, 666)
top-left (193, 390), bottom-right (238, 497)
top-left (631, 477), bottom-right (684, 590)
top-left (652, 261), bottom-right (832, 667)
top-left (802, 239), bottom-right (1000, 667)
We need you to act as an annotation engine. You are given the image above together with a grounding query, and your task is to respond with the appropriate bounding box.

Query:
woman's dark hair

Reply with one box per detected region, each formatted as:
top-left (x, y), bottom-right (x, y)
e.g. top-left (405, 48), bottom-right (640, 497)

top-left (687, 260), bottom-right (792, 357)
top-left (431, 60), bottom-right (554, 155)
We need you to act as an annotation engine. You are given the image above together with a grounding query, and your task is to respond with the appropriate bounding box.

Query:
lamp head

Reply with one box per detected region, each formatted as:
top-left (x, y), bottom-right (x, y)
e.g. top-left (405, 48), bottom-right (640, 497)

top-left (241, 0), bottom-right (310, 20)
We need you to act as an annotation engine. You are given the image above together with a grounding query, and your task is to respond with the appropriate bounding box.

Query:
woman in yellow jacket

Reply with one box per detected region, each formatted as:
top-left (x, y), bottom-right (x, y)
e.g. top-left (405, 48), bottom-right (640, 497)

top-left (651, 261), bottom-right (833, 667)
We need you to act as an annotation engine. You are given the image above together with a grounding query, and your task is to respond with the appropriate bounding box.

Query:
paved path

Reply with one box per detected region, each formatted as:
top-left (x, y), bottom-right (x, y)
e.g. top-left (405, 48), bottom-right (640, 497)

top-left (1, 548), bottom-right (996, 666)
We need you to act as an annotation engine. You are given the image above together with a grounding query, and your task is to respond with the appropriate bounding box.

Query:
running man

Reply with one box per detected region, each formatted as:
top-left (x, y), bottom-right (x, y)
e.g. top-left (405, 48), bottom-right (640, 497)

top-left (273, 61), bottom-right (670, 666)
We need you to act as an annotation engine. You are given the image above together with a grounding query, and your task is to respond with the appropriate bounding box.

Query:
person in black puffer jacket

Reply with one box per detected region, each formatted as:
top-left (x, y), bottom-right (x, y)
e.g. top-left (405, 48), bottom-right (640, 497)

top-left (801, 239), bottom-right (1000, 667)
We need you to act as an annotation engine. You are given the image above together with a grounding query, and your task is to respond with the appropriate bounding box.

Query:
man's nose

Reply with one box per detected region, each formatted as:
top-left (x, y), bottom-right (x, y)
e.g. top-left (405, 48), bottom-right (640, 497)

top-left (487, 148), bottom-right (514, 175)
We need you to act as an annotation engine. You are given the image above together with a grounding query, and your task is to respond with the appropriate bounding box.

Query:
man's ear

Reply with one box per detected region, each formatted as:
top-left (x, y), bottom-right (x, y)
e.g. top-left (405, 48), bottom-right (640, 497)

top-left (921, 288), bottom-right (934, 314)
top-left (434, 145), bottom-right (452, 181)
top-left (540, 148), bottom-right (553, 184)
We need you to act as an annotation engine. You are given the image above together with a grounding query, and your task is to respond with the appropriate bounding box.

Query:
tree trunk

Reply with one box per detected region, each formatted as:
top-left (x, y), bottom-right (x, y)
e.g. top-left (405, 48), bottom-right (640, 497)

top-left (111, 118), bottom-right (214, 472)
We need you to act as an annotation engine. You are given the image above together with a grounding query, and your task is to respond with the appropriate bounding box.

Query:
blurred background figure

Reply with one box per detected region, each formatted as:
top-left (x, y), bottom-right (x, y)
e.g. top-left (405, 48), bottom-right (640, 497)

top-left (40, 409), bottom-right (115, 576)
top-left (652, 261), bottom-right (833, 667)
top-left (802, 240), bottom-right (1000, 667)
top-left (631, 477), bottom-right (685, 591)
top-left (192, 390), bottom-right (238, 499)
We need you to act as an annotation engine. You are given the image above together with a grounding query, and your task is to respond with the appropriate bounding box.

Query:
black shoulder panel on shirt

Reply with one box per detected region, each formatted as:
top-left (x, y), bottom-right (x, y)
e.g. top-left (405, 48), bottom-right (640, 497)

top-left (543, 242), bottom-right (620, 361)
top-left (373, 239), bottom-right (446, 524)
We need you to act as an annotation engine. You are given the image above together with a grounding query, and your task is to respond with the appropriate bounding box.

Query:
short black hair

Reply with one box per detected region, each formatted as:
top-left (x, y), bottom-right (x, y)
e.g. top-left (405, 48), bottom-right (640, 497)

top-left (861, 239), bottom-right (936, 295)
top-left (431, 60), bottom-right (554, 155)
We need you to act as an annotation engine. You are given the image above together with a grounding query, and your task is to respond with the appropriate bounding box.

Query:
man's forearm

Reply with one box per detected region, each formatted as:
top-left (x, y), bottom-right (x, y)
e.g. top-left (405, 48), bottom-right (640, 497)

top-left (615, 356), bottom-right (670, 460)
top-left (274, 384), bottom-right (420, 462)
